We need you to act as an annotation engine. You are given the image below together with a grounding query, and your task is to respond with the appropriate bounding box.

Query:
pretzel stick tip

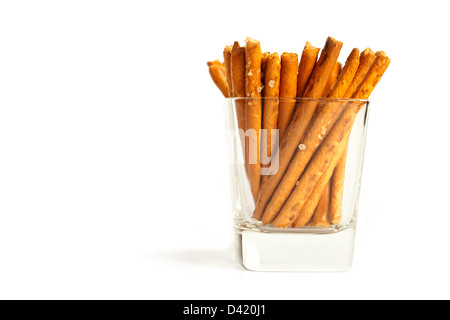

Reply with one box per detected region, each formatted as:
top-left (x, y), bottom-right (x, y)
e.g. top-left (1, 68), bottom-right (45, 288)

top-left (296, 41), bottom-right (320, 98)
top-left (328, 48), bottom-right (360, 98)
top-left (344, 48), bottom-right (376, 98)
top-left (207, 60), bottom-right (229, 97)
top-left (352, 51), bottom-right (390, 99)
top-left (303, 37), bottom-right (343, 98)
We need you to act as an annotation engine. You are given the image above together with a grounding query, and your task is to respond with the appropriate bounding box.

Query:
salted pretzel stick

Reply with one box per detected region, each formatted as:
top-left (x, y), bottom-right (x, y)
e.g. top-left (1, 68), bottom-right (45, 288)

top-left (262, 53), bottom-right (281, 164)
top-left (352, 51), bottom-right (389, 99)
top-left (312, 181), bottom-right (331, 227)
top-left (329, 140), bottom-right (348, 224)
top-left (229, 42), bottom-right (247, 176)
top-left (223, 46), bottom-right (233, 97)
top-left (230, 42), bottom-right (246, 132)
top-left (245, 37), bottom-right (263, 201)
top-left (328, 48), bottom-right (377, 224)
top-left (328, 49), bottom-right (360, 98)
top-left (285, 53), bottom-right (391, 228)
top-left (292, 147), bottom-right (341, 227)
top-left (207, 60), bottom-right (229, 97)
top-left (254, 37), bottom-right (342, 221)
top-left (277, 52), bottom-right (299, 139)
top-left (272, 100), bottom-right (363, 228)
top-left (296, 42), bottom-right (320, 97)
top-left (306, 49), bottom-right (360, 224)
top-left (345, 48), bottom-right (376, 98)
top-left (260, 48), bottom-right (359, 224)
top-left (324, 62), bottom-right (342, 95)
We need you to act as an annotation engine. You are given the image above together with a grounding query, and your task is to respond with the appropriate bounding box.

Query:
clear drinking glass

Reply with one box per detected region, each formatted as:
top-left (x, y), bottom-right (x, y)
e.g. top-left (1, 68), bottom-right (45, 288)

top-left (224, 97), bottom-right (370, 272)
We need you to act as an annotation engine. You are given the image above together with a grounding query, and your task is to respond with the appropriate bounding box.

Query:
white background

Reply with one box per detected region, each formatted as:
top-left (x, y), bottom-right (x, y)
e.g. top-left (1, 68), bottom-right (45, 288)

top-left (1, 0), bottom-right (449, 300)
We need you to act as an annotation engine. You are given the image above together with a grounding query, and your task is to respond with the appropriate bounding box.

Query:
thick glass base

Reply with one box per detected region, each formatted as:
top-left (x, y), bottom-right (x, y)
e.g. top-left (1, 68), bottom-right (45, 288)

top-left (236, 227), bottom-right (356, 272)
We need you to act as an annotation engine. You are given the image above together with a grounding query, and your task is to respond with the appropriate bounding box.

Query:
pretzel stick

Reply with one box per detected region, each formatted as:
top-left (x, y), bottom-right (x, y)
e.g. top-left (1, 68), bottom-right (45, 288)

top-left (230, 42), bottom-right (247, 160)
top-left (328, 48), bottom-right (377, 224)
top-left (245, 37), bottom-right (263, 201)
top-left (223, 46), bottom-right (233, 97)
top-left (207, 60), bottom-right (229, 97)
top-left (262, 53), bottom-right (281, 164)
top-left (292, 146), bottom-right (342, 227)
top-left (272, 100), bottom-right (364, 228)
top-left (277, 52), bottom-right (299, 139)
top-left (260, 48), bottom-right (359, 224)
top-left (285, 53), bottom-right (391, 228)
top-left (296, 42), bottom-right (320, 97)
top-left (312, 180), bottom-right (331, 227)
top-left (328, 48), bottom-right (361, 98)
top-left (352, 51), bottom-right (389, 99)
top-left (324, 62), bottom-right (342, 96)
top-left (329, 140), bottom-right (348, 224)
top-left (306, 49), bottom-right (362, 225)
top-left (253, 36), bottom-right (342, 221)
top-left (344, 48), bottom-right (376, 98)
top-left (310, 52), bottom-right (354, 224)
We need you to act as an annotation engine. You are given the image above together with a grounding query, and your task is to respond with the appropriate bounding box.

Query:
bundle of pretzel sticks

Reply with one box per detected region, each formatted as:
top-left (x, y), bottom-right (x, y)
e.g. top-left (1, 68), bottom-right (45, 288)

top-left (207, 36), bottom-right (390, 229)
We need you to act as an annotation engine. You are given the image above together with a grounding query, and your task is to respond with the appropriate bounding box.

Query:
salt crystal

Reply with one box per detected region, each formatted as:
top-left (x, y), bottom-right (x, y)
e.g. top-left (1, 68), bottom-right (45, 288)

top-left (298, 144), bottom-right (306, 151)
top-left (268, 80), bottom-right (276, 88)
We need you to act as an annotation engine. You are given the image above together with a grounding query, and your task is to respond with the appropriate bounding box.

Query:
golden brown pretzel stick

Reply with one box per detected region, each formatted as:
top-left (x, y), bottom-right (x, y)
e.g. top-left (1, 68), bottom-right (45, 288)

top-left (312, 181), bottom-right (331, 227)
top-left (223, 46), bottom-right (233, 97)
top-left (207, 60), bottom-right (229, 97)
top-left (296, 135), bottom-right (349, 227)
top-left (230, 42), bottom-right (246, 132)
top-left (324, 62), bottom-right (342, 96)
top-left (245, 37), bottom-right (263, 201)
top-left (329, 140), bottom-right (348, 224)
top-left (272, 100), bottom-right (364, 228)
top-left (230, 42), bottom-right (247, 176)
top-left (262, 53), bottom-right (281, 163)
top-left (253, 36), bottom-right (343, 221)
top-left (277, 52), bottom-right (299, 140)
top-left (303, 37), bottom-right (343, 97)
top-left (296, 41), bottom-right (320, 97)
top-left (328, 48), bottom-right (361, 98)
top-left (286, 53), bottom-right (390, 228)
top-left (312, 60), bottom-right (337, 225)
top-left (344, 48), bottom-right (376, 98)
top-left (328, 48), bottom-right (376, 224)
top-left (352, 51), bottom-right (389, 99)
top-left (260, 48), bottom-right (359, 224)
top-left (292, 146), bottom-right (341, 227)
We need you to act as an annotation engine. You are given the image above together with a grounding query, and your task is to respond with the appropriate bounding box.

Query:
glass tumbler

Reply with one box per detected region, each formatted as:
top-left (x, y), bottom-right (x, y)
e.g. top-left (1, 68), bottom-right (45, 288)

top-left (224, 97), bottom-right (370, 272)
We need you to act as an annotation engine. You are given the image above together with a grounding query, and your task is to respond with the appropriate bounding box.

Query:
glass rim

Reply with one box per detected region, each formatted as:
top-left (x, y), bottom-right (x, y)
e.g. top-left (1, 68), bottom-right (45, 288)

top-left (225, 97), bottom-right (369, 103)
